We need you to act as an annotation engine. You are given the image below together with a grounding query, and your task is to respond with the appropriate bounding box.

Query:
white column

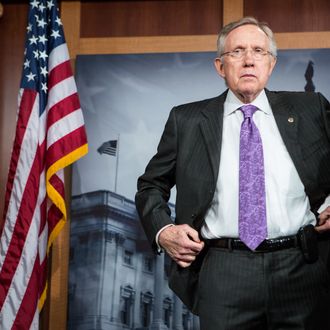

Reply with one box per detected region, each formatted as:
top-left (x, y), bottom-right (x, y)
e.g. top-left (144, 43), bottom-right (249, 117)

top-left (173, 295), bottom-right (183, 330)
top-left (150, 253), bottom-right (167, 330)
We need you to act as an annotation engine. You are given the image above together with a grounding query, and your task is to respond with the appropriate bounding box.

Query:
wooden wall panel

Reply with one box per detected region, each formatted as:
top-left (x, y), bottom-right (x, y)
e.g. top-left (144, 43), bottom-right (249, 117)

top-left (81, 0), bottom-right (223, 37)
top-left (1, 1), bottom-right (330, 329)
top-left (223, 0), bottom-right (243, 25)
top-left (0, 3), bottom-right (27, 221)
top-left (244, 0), bottom-right (330, 32)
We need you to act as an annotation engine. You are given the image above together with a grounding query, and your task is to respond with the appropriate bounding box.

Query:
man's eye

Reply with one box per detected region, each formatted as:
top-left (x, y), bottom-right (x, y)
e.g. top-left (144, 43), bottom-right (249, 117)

top-left (254, 48), bottom-right (264, 53)
top-left (233, 49), bottom-right (242, 54)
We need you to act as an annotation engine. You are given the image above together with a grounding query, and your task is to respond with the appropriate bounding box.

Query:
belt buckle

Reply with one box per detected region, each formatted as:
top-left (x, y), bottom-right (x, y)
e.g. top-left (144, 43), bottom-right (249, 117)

top-left (252, 245), bottom-right (265, 253)
top-left (250, 239), bottom-right (268, 253)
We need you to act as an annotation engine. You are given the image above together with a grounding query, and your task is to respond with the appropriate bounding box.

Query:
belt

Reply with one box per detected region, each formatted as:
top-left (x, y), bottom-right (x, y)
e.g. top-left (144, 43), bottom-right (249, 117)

top-left (206, 235), bottom-right (299, 252)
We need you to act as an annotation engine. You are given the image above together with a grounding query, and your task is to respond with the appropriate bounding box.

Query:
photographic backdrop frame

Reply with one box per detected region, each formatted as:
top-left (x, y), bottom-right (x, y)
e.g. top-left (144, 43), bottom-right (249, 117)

top-left (46, 2), bottom-right (330, 329)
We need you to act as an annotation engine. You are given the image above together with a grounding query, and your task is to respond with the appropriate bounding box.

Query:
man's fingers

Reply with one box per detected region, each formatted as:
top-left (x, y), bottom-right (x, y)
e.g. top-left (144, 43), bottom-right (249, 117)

top-left (181, 224), bottom-right (204, 251)
top-left (158, 224), bottom-right (205, 266)
top-left (174, 254), bottom-right (198, 268)
top-left (159, 224), bottom-right (203, 251)
top-left (315, 221), bottom-right (330, 233)
top-left (316, 206), bottom-right (330, 232)
top-left (318, 206), bottom-right (330, 223)
top-left (177, 260), bottom-right (193, 268)
top-left (185, 225), bottom-right (202, 242)
top-left (167, 246), bottom-right (200, 261)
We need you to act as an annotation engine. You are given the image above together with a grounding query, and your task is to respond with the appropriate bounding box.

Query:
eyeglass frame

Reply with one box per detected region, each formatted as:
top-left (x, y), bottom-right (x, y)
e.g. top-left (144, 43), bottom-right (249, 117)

top-left (220, 48), bottom-right (275, 60)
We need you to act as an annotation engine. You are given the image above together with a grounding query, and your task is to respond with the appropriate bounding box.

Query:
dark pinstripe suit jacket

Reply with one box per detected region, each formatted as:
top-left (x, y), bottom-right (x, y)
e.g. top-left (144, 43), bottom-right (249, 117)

top-left (135, 89), bottom-right (330, 312)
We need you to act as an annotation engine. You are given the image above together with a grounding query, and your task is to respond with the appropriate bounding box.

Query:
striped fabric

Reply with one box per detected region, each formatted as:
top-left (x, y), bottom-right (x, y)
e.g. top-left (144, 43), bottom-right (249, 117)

top-left (97, 139), bottom-right (118, 156)
top-left (0, 1), bottom-right (88, 329)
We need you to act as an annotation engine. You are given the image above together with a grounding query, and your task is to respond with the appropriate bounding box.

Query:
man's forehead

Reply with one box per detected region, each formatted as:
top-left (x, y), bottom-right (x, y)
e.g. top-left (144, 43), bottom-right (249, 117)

top-left (228, 24), bottom-right (266, 36)
top-left (225, 25), bottom-right (268, 45)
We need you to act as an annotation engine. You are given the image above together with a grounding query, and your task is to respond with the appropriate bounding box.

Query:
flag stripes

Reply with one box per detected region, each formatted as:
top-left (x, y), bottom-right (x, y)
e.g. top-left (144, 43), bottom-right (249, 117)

top-left (97, 139), bottom-right (118, 156)
top-left (0, 1), bottom-right (88, 328)
top-left (1, 91), bottom-right (38, 222)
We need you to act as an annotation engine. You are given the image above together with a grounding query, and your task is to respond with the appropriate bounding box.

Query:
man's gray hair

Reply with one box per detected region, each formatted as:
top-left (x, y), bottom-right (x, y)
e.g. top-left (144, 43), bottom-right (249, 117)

top-left (216, 17), bottom-right (277, 58)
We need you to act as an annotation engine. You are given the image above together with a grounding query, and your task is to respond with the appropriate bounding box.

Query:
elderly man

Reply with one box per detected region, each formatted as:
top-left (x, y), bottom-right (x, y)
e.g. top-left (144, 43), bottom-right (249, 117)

top-left (136, 17), bottom-right (330, 329)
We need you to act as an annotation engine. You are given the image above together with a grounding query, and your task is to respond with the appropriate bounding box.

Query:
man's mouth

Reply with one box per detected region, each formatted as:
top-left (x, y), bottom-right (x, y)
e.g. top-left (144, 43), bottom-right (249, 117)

top-left (241, 74), bottom-right (256, 78)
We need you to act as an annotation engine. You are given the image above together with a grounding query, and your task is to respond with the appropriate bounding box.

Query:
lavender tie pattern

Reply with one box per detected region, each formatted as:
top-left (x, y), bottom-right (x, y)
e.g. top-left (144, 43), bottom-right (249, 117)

top-left (239, 104), bottom-right (267, 250)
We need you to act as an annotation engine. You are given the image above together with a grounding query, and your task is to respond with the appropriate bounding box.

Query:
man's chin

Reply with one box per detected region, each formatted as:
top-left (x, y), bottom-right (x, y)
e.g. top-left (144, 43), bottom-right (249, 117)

top-left (236, 88), bottom-right (262, 103)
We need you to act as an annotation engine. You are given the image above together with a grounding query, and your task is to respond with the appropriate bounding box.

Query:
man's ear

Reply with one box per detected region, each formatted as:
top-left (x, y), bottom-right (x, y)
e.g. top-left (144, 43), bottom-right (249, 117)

top-left (269, 56), bottom-right (277, 74)
top-left (214, 57), bottom-right (225, 78)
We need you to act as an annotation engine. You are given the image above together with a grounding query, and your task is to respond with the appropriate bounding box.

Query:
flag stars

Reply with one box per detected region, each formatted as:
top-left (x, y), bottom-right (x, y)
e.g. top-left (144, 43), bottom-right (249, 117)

top-left (51, 29), bottom-right (60, 39)
top-left (39, 50), bottom-right (48, 61)
top-left (47, 0), bottom-right (54, 10)
top-left (40, 66), bottom-right (48, 77)
top-left (26, 72), bottom-right (36, 82)
top-left (34, 15), bottom-right (47, 29)
top-left (41, 82), bottom-right (48, 93)
top-left (55, 16), bottom-right (62, 26)
top-left (33, 50), bottom-right (39, 59)
top-left (37, 18), bottom-right (47, 29)
top-left (38, 3), bottom-right (46, 12)
top-left (30, 0), bottom-right (39, 9)
top-left (29, 35), bottom-right (38, 45)
top-left (39, 35), bottom-right (48, 44)
top-left (23, 59), bottom-right (30, 69)
top-left (4, 0), bottom-right (88, 313)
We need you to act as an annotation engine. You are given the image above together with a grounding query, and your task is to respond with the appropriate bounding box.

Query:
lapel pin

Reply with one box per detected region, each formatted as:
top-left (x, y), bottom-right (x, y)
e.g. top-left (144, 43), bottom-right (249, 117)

top-left (288, 117), bottom-right (294, 123)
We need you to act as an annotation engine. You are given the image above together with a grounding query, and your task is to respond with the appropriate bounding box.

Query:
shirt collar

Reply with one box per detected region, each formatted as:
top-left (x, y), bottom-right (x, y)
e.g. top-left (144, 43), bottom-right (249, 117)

top-left (224, 89), bottom-right (272, 116)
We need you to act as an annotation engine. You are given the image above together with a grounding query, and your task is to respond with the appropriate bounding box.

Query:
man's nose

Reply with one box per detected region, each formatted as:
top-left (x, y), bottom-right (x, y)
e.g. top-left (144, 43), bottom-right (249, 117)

top-left (243, 50), bottom-right (255, 65)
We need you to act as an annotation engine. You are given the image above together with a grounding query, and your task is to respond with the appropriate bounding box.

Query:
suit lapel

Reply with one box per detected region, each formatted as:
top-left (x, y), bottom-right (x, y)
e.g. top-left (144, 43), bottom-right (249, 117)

top-left (196, 90), bottom-right (310, 187)
top-left (199, 91), bottom-right (227, 181)
top-left (266, 90), bottom-right (310, 186)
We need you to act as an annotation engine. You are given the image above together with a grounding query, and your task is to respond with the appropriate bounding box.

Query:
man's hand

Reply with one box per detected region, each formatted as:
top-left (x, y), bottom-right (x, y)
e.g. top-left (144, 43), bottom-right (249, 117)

top-left (158, 224), bottom-right (204, 268)
top-left (315, 206), bottom-right (330, 232)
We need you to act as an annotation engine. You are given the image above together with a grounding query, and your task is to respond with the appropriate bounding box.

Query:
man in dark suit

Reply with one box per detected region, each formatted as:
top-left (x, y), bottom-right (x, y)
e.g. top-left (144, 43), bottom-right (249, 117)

top-left (135, 17), bottom-right (330, 329)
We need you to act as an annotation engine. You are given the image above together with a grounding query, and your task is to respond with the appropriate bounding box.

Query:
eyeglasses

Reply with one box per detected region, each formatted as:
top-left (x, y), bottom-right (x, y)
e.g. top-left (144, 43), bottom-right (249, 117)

top-left (220, 48), bottom-right (273, 60)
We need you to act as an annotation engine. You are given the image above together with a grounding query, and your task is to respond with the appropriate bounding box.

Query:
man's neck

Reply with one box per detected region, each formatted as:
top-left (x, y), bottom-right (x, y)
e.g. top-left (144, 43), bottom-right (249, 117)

top-left (235, 90), bottom-right (262, 104)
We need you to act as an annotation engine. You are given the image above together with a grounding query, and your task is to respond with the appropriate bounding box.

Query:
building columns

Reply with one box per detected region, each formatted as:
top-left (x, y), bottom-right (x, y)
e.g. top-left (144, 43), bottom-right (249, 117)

top-left (173, 295), bottom-right (183, 330)
top-left (150, 253), bottom-right (167, 330)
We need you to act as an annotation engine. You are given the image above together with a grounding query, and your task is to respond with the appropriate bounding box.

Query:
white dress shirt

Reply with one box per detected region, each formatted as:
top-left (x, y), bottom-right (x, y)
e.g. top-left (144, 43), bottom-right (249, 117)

top-left (201, 90), bottom-right (317, 239)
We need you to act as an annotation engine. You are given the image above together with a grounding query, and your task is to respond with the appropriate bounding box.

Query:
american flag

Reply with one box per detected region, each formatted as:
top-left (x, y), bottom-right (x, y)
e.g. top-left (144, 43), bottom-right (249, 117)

top-left (0, 0), bottom-right (88, 329)
top-left (97, 139), bottom-right (118, 156)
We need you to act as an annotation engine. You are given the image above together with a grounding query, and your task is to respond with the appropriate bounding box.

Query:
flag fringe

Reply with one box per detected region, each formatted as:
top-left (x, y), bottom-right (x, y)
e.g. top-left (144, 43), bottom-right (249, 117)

top-left (46, 143), bottom-right (88, 249)
top-left (38, 282), bottom-right (48, 311)
top-left (38, 143), bottom-right (88, 310)
top-left (46, 143), bottom-right (88, 221)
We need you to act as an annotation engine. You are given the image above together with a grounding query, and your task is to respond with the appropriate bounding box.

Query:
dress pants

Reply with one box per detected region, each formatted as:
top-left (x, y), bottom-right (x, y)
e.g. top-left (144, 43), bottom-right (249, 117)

top-left (197, 246), bottom-right (330, 330)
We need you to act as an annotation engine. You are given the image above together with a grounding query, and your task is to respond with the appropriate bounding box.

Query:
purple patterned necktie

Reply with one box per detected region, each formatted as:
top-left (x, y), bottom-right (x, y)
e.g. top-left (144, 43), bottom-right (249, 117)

top-left (239, 104), bottom-right (267, 250)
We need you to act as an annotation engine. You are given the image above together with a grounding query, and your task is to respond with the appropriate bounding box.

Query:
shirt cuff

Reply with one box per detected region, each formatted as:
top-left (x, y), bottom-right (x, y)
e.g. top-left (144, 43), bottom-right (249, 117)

top-left (155, 224), bottom-right (175, 253)
top-left (317, 195), bottom-right (330, 214)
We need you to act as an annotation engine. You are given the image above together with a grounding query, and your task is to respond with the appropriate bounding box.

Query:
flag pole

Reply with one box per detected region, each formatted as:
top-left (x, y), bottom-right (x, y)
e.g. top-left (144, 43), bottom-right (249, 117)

top-left (114, 134), bottom-right (120, 193)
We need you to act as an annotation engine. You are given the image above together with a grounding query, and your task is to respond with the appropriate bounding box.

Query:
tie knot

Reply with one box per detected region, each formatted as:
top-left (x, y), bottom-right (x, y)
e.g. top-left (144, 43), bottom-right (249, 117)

top-left (240, 104), bottom-right (258, 118)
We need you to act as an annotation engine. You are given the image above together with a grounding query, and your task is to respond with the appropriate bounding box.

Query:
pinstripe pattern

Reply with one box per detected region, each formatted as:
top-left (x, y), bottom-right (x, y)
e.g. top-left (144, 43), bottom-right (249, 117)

top-left (198, 247), bottom-right (330, 330)
top-left (137, 90), bottom-right (330, 246)
top-left (135, 89), bottom-right (330, 314)
top-left (268, 91), bottom-right (330, 212)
